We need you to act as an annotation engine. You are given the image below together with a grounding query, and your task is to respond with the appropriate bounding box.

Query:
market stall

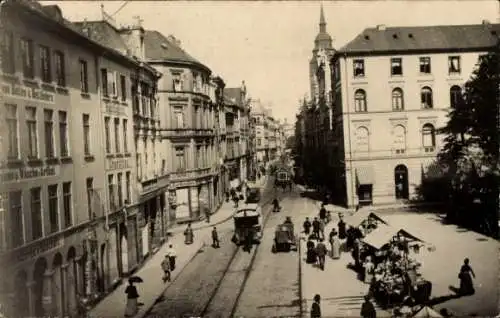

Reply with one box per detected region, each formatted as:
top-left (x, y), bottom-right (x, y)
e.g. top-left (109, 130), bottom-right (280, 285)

top-left (357, 225), bottom-right (434, 310)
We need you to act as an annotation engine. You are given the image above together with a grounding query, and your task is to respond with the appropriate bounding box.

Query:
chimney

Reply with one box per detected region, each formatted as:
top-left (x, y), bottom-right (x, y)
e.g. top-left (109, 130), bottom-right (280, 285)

top-left (167, 35), bottom-right (181, 47)
top-left (482, 19), bottom-right (490, 25)
top-left (376, 24), bottom-right (386, 31)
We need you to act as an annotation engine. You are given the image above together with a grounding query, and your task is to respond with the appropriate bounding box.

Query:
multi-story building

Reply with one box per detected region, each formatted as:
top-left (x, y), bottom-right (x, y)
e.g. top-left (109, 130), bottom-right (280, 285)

top-left (0, 2), bottom-right (161, 317)
top-left (250, 99), bottom-right (269, 166)
top-left (144, 31), bottom-right (220, 221)
top-left (330, 22), bottom-right (500, 208)
top-left (223, 83), bottom-right (251, 188)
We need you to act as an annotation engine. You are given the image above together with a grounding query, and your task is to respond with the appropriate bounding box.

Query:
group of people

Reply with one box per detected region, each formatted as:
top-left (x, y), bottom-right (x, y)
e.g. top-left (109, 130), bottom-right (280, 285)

top-left (303, 204), bottom-right (347, 271)
top-left (310, 293), bottom-right (377, 318)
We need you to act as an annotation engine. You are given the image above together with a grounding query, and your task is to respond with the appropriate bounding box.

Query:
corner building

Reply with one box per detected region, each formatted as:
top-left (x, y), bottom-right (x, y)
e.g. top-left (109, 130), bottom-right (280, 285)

top-left (331, 22), bottom-right (500, 208)
top-left (144, 31), bottom-right (218, 221)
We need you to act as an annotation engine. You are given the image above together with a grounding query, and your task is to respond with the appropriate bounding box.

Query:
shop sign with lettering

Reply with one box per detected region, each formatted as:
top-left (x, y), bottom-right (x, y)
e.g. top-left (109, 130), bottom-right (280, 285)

top-left (106, 158), bottom-right (131, 171)
top-left (104, 100), bottom-right (126, 116)
top-left (0, 166), bottom-right (58, 183)
top-left (13, 236), bottom-right (64, 263)
top-left (1, 82), bottom-right (55, 104)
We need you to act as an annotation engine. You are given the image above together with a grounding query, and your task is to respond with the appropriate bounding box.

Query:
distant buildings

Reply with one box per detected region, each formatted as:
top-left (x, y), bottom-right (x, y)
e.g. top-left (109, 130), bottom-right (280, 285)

top-left (0, 1), bottom-right (265, 317)
top-left (296, 11), bottom-right (500, 209)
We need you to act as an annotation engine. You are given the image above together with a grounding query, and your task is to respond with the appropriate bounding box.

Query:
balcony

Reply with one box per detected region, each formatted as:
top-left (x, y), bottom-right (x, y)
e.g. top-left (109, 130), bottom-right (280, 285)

top-left (346, 146), bottom-right (439, 161)
top-left (161, 128), bottom-right (215, 139)
top-left (170, 167), bottom-right (212, 182)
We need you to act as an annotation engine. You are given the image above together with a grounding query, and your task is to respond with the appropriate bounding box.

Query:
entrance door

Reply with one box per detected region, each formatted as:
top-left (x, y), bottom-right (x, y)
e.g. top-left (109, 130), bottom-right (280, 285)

top-left (394, 165), bottom-right (409, 199)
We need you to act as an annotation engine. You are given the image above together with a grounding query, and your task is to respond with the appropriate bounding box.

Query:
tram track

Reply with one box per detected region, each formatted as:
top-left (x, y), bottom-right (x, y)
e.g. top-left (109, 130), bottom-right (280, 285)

top-left (200, 189), bottom-right (278, 318)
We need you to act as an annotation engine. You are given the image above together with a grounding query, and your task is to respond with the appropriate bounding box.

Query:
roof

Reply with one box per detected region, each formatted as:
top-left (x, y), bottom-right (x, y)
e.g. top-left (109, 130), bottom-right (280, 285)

top-left (72, 21), bottom-right (128, 56)
top-left (339, 23), bottom-right (500, 55)
top-left (143, 30), bottom-right (211, 72)
top-left (224, 87), bottom-right (245, 108)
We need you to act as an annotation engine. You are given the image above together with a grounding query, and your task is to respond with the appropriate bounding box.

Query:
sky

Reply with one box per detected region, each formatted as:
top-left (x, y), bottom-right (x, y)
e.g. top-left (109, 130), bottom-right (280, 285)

top-left (42, 0), bottom-right (499, 124)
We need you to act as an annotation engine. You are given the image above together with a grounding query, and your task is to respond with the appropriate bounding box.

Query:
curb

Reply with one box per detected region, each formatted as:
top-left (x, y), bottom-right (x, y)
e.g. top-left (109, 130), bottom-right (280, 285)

top-left (137, 241), bottom-right (206, 318)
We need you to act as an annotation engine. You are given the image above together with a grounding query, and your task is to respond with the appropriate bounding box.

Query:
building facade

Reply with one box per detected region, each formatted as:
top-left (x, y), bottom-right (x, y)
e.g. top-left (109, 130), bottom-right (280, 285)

top-left (144, 31), bottom-right (221, 222)
top-left (330, 22), bottom-right (500, 208)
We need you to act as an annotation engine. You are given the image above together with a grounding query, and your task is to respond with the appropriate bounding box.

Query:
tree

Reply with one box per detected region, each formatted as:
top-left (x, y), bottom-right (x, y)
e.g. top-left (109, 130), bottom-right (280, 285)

top-left (437, 50), bottom-right (499, 235)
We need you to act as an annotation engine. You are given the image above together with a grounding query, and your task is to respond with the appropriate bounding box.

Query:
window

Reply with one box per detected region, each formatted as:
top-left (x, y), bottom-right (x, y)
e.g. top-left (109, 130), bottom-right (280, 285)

top-left (125, 172), bottom-right (131, 204)
top-left (79, 59), bottom-right (89, 93)
top-left (2, 31), bottom-right (15, 74)
top-left (58, 111), bottom-right (68, 157)
top-left (5, 104), bottom-right (18, 159)
top-left (355, 127), bottom-right (369, 153)
top-left (108, 175), bottom-right (115, 211)
top-left (26, 106), bottom-right (38, 158)
top-left (120, 75), bottom-right (127, 101)
top-left (44, 109), bottom-right (54, 158)
top-left (8, 191), bottom-right (23, 248)
top-left (353, 59), bottom-right (365, 77)
top-left (448, 56), bottom-right (461, 74)
top-left (83, 114), bottom-right (91, 155)
top-left (196, 146), bottom-right (202, 168)
top-left (101, 68), bottom-right (108, 96)
top-left (391, 88), bottom-right (404, 111)
top-left (420, 86), bottom-right (433, 108)
top-left (54, 51), bottom-right (65, 86)
top-left (40, 46), bottom-right (51, 83)
top-left (390, 58), bottom-right (402, 76)
top-left (175, 147), bottom-right (186, 171)
top-left (422, 124), bottom-right (436, 151)
top-left (114, 118), bottom-right (120, 153)
top-left (86, 178), bottom-right (93, 218)
top-left (393, 125), bottom-right (406, 153)
top-left (48, 184), bottom-right (59, 234)
top-left (117, 173), bottom-right (123, 207)
top-left (104, 117), bottom-right (111, 153)
top-left (162, 160), bottom-right (166, 174)
top-left (110, 71), bottom-right (117, 97)
top-left (123, 119), bottom-right (128, 153)
top-left (450, 85), bottom-right (462, 108)
top-left (174, 106), bottom-right (185, 128)
top-left (63, 182), bottom-right (72, 228)
top-left (20, 38), bottom-right (34, 78)
top-left (30, 187), bottom-right (42, 240)
top-left (354, 89), bottom-right (367, 112)
top-left (419, 57), bottom-right (431, 74)
top-left (137, 154), bottom-right (142, 179)
top-left (173, 73), bottom-right (183, 91)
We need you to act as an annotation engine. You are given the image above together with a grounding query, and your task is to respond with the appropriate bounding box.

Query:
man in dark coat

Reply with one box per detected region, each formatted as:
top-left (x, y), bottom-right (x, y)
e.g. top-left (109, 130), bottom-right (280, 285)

top-left (315, 239), bottom-right (328, 271)
top-left (212, 226), bottom-right (220, 248)
top-left (360, 295), bottom-right (376, 318)
top-left (319, 204), bottom-right (327, 222)
top-left (311, 294), bottom-right (321, 318)
top-left (303, 217), bottom-right (312, 235)
top-left (312, 217), bottom-right (320, 240)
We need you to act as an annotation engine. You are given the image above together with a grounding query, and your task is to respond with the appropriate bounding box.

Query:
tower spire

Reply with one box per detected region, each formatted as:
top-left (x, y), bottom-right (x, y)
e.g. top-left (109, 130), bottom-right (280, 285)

top-left (319, 3), bottom-right (326, 33)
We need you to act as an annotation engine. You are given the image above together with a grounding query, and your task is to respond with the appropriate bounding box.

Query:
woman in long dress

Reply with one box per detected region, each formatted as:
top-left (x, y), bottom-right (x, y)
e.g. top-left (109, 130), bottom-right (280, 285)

top-left (184, 223), bottom-right (194, 245)
top-left (363, 256), bottom-right (375, 284)
top-left (124, 280), bottom-right (139, 317)
top-left (459, 258), bottom-right (476, 295)
top-left (330, 234), bottom-right (341, 259)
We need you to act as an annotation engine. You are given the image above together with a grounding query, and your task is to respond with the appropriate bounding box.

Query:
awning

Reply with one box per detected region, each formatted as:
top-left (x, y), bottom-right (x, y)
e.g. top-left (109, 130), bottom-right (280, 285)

top-left (362, 224), bottom-right (398, 249)
top-left (345, 209), bottom-right (388, 227)
top-left (356, 166), bottom-right (374, 185)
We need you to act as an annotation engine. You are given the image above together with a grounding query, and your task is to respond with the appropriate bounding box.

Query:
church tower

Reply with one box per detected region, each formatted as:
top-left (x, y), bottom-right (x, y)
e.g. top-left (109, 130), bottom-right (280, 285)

top-left (309, 4), bottom-right (335, 103)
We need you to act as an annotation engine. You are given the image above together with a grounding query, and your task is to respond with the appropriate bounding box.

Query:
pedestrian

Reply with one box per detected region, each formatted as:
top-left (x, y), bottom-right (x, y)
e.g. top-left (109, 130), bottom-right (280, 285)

top-left (306, 240), bottom-right (317, 264)
top-left (363, 256), bottom-right (375, 284)
top-left (360, 295), bottom-right (376, 318)
top-left (326, 211), bottom-right (332, 224)
top-left (303, 217), bottom-right (312, 235)
top-left (458, 258), bottom-right (476, 295)
top-left (312, 217), bottom-right (320, 240)
top-left (315, 239), bottom-right (327, 271)
top-left (212, 226), bottom-right (220, 248)
top-left (310, 294), bottom-right (321, 318)
top-left (124, 279), bottom-right (139, 317)
top-left (166, 244), bottom-right (177, 271)
top-left (318, 218), bottom-right (325, 240)
top-left (161, 255), bottom-right (171, 282)
top-left (205, 207), bottom-right (211, 223)
top-left (184, 223), bottom-right (194, 245)
top-left (338, 216), bottom-right (346, 240)
top-left (319, 204), bottom-right (327, 222)
top-left (233, 194), bottom-right (239, 208)
top-left (329, 230), bottom-right (341, 259)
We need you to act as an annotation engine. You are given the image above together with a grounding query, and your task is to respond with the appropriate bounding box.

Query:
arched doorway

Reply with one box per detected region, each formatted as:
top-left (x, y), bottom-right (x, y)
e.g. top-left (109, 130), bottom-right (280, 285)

top-left (13, 270), bottom-right (29, 317)
top-left (52, 253), bottom-right (64, 317)
top-left (33, 257), bottom-right (48, 317)
top-left (66, 247), bottom-right (77, 316)
top-left (394, 165), bottom-right (409, 199)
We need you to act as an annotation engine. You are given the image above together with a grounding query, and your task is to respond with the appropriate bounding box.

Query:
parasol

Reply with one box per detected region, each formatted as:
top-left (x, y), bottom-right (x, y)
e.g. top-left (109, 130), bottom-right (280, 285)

top-left (128, 276), bottom-right (144, 283)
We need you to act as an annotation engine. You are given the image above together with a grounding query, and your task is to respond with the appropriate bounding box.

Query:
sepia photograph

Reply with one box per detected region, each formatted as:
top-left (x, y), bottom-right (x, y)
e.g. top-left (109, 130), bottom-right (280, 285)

top-left (0, 0), bottom-right (499, 317)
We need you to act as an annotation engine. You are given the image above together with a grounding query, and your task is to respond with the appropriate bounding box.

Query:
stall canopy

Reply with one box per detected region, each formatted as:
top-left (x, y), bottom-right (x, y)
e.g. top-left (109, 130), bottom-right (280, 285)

top-left (411, 305), bottom-right (443, 317)
top-left (362, 225), bottom-right (424, 250)
top-left (345, 209), bottom-right (388, 227)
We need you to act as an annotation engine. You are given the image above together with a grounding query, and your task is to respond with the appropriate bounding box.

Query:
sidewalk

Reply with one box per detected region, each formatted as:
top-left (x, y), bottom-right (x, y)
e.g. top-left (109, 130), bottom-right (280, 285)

top-left (87, 176), bottom-right (267, 318)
